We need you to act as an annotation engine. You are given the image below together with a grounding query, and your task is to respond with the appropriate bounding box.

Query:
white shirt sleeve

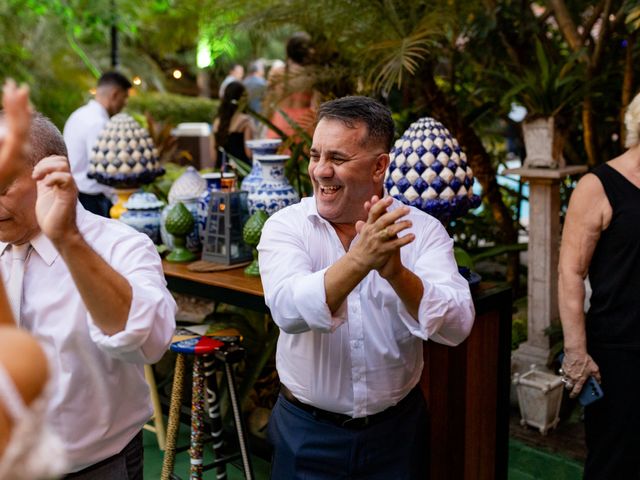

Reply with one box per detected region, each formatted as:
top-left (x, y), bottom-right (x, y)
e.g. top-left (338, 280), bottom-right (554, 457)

top-left (258, 212), bottom-right (344, 334)
top-left (399, 217), bottom-right (475, 345)
top-left (87, 231), bottom-right (177, 363)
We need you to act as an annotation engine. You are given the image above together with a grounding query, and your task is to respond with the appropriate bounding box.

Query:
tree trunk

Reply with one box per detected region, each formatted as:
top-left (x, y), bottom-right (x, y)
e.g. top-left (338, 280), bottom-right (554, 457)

top-left (417, 66), bottom-right (520, 289)
top-left (582, 95), bottom-right (598, 167)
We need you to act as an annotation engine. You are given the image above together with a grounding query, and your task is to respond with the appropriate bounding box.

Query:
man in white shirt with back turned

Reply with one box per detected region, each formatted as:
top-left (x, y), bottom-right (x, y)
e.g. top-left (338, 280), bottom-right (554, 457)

top-left (0, 111), bottom-right (176, 478)
top-left (258, 96), bottom-right (475, 479)
top-left (63, 71), bottom-right (131, 217)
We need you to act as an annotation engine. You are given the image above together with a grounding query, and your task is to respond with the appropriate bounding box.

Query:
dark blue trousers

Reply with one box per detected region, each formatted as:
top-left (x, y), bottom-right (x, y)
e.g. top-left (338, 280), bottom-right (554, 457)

top-left (268, 388), bottom-right (429, 479)
top-left (63, 431), bottom-right (143, 479)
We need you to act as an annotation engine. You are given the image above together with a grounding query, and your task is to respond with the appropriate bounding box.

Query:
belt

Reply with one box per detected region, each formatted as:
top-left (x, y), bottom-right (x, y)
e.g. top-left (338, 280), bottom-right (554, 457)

top-left (280, 385), bottom-right (419, 429)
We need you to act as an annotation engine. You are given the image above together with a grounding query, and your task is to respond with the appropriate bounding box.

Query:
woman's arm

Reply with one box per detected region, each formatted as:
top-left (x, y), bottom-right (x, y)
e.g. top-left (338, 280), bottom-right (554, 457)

top-left (558, 173), bottom-right (610, 394)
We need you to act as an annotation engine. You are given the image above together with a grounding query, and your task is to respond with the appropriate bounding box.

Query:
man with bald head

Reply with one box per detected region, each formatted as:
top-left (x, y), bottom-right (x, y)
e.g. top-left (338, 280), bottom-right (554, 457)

top-left (0, 109), bottom-right (175, 478)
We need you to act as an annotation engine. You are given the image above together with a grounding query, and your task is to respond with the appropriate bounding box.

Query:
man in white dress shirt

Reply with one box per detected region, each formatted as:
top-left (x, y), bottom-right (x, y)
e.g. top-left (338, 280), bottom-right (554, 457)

top-left (63, 71), bottom-right (131, 217)
top-left (0, 111), bottom-right (176, 478)
top-left (258, 96), bottom-right (475, 479)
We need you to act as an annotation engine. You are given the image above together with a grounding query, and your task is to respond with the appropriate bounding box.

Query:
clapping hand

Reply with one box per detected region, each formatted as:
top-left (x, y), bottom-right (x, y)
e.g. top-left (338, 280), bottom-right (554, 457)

top-left (353, 195), bottom-right (415, 279)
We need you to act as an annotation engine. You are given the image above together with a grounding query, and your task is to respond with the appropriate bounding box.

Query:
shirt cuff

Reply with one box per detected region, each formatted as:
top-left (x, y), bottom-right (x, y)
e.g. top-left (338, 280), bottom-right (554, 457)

top-left (291, 267), bottom-right (344, 333)
top-left (87, 278), bottom-right (176, 363)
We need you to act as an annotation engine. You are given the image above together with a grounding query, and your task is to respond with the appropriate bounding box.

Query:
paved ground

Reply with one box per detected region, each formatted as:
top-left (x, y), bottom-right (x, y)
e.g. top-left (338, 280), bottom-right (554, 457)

top-left (510, 405), bottom-right (586, 462)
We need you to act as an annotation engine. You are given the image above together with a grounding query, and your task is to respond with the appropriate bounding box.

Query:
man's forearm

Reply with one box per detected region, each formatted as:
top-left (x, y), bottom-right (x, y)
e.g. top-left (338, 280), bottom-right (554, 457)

top-left (386, 267), bottom-right (423, 322)
top-left (324, 253), bottom-right (370, 314)
top-left (55, 231), bottom-right (132, 335)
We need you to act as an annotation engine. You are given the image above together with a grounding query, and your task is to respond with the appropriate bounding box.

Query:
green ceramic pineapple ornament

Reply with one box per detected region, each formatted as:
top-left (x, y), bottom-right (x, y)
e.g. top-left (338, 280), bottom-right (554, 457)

top-left (243, 210), bottom-right (269, 276)
top-left (165, 202), bottom-right (197, 263)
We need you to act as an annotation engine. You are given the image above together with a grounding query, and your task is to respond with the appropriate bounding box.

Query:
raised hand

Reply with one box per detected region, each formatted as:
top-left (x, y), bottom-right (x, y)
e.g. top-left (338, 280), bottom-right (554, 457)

top-left (0, 80), bottom-right (31, 190)
top-left (32, 155), bottom-right (80, 245)
top-left (352, 195), bottom-right (415, 279)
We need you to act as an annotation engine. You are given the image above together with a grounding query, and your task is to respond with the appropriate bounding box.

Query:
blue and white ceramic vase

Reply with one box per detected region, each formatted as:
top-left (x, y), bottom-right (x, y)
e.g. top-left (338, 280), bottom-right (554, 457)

top-left (119, 192), bottom-right (164, 244)
top-left (247, 154), bottom-right (299, 216)
top-left (385, 117), bottom-right (481, 223)
top-left (241, 139), bottom-right (282, 193)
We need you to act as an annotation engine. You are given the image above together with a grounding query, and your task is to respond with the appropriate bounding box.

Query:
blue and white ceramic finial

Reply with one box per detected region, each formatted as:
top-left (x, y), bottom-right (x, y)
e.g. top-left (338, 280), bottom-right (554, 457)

top-left (385, 117), bottom-right (481, 222)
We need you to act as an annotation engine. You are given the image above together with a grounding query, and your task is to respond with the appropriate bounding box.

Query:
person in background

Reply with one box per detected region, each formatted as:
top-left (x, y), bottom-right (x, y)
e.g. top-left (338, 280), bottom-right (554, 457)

top-left (558, 91), bottom-right (640, 478)
top-left (264, 32), bottom-right (320, 142)
top-left (243, 60), bottom-right (267, 129)
top-left (0, 106), bottom-right (176, 478)
top-left (211, 81), bottom-right (254, 168)
top-left (218, 63), bottom-right (245, 100)
top-left (0, 80), bottom-right (68, 480)
top-left (258, 96), bottom-right (474, 479)
top-left (63, 71), bottom-right (131, 218)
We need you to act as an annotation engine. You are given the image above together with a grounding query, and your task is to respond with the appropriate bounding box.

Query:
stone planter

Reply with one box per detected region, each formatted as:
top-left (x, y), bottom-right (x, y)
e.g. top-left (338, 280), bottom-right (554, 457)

top-left (522, 117), bottom-right (565, 169)
top-left (513, 366), bottom-right (563, 435)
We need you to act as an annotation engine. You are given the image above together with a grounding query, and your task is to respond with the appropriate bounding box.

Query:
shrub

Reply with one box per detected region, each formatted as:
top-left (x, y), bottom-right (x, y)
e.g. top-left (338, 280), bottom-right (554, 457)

top-left (126, 92), bottom-right (219, 125)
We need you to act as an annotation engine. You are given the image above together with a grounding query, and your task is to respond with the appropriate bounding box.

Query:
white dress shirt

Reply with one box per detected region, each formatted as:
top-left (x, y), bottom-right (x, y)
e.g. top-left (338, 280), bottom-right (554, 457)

top-left (258, 197), bottom-right (474, 417)
top-left (63, 99), bottom-right (113, 196)
top-left (0, 205), bottom-right (176, 472)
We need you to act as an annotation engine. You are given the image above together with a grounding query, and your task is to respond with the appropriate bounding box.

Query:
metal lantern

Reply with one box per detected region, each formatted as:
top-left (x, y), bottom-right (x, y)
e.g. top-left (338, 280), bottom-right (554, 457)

top-left (201, 191), bottom-right (252, 265)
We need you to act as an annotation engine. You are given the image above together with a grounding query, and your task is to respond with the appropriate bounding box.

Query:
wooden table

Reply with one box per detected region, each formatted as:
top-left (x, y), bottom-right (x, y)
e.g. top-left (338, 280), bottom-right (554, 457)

top-left (163, 261), bottom-right (268, 314)
top-left (163, 261), bottom-right (511, 479)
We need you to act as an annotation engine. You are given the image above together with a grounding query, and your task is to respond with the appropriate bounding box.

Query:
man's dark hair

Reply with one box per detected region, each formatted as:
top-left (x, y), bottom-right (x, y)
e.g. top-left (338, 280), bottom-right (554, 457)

top-left (97, 71), bottom-right (132, 91)
top-left (317, 96), bottom-right (395, 152)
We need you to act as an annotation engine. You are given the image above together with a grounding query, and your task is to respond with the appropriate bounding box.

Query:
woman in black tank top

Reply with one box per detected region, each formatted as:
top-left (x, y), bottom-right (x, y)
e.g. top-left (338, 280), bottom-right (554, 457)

top-left (559, 91), bottom-right (640, 479)
top-left (211, 81), bottom-right (254, 168)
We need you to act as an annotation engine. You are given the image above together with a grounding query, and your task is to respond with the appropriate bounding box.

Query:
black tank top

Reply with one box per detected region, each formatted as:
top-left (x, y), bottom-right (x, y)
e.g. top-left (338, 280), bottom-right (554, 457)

top-left (586, 163), bottom-right (640, 348)
top-left (223, 132), bottom-right (250, 163)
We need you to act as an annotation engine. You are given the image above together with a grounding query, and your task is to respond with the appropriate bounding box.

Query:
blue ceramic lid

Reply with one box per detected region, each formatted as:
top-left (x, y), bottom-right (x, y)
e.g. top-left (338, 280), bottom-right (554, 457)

top-left (123, 191), bottom-right (164, 210)
top-left (246, 138), bottom-right (282, 155)
top-left (168, 166), bottom-right (207, 203)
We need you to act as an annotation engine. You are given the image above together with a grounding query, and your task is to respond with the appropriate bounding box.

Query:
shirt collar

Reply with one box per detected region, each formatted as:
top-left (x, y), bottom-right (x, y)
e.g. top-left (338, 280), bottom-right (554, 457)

top-left (88, 99), bottom-right (110, 120)
top-left (303, 193), bottom-right (399, 225)
top-left (0, 232), bottom-right (58, 266)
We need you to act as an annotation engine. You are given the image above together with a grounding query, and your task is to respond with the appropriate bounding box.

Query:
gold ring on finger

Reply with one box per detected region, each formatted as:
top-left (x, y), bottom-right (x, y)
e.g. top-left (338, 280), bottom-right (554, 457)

top-left (379, 227), bottom-right (391, 240)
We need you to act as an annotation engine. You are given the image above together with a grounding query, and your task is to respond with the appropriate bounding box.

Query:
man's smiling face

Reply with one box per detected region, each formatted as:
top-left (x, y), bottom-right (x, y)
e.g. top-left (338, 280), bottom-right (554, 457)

top-left (308, 118), bottom-right (388, 226)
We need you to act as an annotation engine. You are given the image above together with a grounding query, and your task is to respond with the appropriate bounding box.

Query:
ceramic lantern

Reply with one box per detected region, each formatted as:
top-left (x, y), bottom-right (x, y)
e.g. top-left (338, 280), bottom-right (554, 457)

top-left (88, 113), bottom-right (164, 218)
top-left (385, 117), bottom-right (481, 223)
top-left (88, 113), bottom-right (164, 188)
